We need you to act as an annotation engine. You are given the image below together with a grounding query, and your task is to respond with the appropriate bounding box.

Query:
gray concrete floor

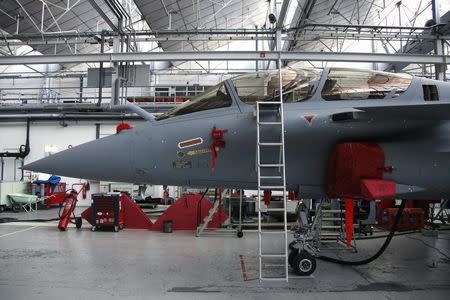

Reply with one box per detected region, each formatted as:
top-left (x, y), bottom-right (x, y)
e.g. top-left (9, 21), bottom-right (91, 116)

top-left (0, 208), bottom-right (449, 299)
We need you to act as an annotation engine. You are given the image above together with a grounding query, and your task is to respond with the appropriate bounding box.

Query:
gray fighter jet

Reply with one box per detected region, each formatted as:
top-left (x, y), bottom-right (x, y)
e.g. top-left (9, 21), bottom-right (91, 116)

top-left (24, 67), bottom-right (450, 277)
top-left (24, 67), bottom-right (450, 201)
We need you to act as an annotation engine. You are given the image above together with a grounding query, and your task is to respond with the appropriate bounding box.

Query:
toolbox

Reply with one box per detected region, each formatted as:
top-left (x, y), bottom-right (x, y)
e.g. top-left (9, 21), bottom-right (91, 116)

top-left (91, 193), bottom-right (124, 232)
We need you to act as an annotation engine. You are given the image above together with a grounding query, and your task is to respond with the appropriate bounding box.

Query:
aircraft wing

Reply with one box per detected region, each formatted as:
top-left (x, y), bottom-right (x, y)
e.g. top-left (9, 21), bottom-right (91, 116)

top-left (354, 102), bottom-right (450, 120)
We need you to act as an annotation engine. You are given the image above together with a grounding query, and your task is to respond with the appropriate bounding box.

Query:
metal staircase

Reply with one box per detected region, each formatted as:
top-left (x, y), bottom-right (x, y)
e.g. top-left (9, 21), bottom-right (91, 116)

top-left (256, 66), bottom-right (289, 282)
top-left (195, 190), bottom-right (224, 237)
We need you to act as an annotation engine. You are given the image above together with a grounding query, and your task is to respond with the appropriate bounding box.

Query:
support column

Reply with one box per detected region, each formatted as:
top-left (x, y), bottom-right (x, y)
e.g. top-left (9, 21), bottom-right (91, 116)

top-left (96, 32), bottom-right (105, 107)
top-left (432, 0), bottom-right (445, 80)
top-left (1, 157), bottom-right (4, 181)
top-left (79, 75), bottom-right (84, 103)
top-left (111, 36), bottom-right (121, 105)
top-left (255, 26), bottom-right (258, 72)
top-left (371, 37), bottom-right (378, 70)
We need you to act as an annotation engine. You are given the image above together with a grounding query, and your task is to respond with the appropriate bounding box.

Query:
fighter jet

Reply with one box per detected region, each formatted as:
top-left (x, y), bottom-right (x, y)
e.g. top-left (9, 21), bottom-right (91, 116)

top-left (24, 67), bottom-right (450, 201)
top-left (24, 67), bottom-right (450, 277)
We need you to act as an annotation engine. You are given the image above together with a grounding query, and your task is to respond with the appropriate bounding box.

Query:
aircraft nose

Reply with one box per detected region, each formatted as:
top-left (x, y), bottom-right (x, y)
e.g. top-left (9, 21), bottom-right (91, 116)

top-left (24, 130), bottom-right (135, 182)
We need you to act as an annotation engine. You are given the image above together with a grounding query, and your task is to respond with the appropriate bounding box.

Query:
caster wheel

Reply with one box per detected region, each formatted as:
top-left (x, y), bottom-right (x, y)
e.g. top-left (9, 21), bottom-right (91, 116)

top-left (114, 226), bottom-right (119, 232)
top-left (75, 217), bottom-right (82, 229)
top-left (119, 225), bottom-right (124, 230)
top-left (292, 251), bottom-right (316, 276)
top-left (0, 205), bottom-right (4, 212)
top-left (288, 248), bottom-right (299, 267)
top-left (91, 226), bottom-right (97, 232)
top-left (237, 231), bottom-right (243, 238)
top-left (12, 203), bottom-right (21, 212)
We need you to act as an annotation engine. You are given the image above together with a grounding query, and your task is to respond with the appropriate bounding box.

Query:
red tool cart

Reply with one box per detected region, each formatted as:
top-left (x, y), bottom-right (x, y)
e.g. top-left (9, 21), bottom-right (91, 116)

top-left (91, 193), bottom-right (124, 232)
top-left (379, 207), bottom-right (425, 231)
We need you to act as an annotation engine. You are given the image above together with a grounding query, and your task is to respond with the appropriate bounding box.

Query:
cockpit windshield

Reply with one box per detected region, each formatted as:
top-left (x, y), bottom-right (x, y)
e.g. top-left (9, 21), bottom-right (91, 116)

top-left (156, 68), bottom-right (321, 121)
top-left (231, 69), bottom-right (321, 104)
top-left (156, 83), bottom-right (231, 120)
top-left (321, 68), bottom-right (413, 100)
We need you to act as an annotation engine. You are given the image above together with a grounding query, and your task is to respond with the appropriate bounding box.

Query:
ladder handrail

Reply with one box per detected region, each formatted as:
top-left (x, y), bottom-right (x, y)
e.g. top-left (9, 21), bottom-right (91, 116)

top-left (256, 58), bottom-right (288, 282)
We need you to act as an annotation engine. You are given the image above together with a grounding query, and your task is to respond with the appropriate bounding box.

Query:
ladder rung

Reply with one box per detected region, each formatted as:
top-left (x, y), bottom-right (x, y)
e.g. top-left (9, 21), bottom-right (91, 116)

top-left (258, 122), bottom-right (282, 125)
top-left (265, 208), bottom-right (285, 212)
top-left (257, 101), bottom-right (282, 105)
top-left (258, 142), bottom-right (283, 146)
top-left (321, 232), bottom-right (341, 236)
top-left (259, 164), bottom-right (284, 167)
top-left (260, 254), bottom-right (286, 258)
top-left (323, 217), bottom-right (342, 221)
top-left (260, 176), bottom-right (283, 179)
top-left (259, 231), bottom-right (286, 235)
top-left (253, 222), bottom-right (293, 227)
top-left (259, 186), bottom-right (285, 190)
top-left (260, 277), bottom-right (288, 281)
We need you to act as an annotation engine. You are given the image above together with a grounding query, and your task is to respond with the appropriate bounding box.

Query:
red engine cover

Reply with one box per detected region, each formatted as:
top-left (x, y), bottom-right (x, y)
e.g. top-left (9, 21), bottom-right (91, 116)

top-left (326, 143), bottom-right (385, 198)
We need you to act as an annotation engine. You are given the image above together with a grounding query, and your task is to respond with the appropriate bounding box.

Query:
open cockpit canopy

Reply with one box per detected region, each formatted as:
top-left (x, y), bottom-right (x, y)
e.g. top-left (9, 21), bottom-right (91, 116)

top-left (156, 68), bottom-right (414, 120)
top-left (322, 68), bottom-right (413, 100)
top-left (156, 68), bottom-right (322, 120)
top-left (230, 68), bottom-right (322, 104)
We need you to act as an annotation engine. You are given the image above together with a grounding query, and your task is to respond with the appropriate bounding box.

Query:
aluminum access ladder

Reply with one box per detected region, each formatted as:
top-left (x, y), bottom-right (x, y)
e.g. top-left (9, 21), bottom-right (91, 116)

top-left (196, 189), bottom-right (225, 237)
top-left (256, 68), bottom-right (289, 282)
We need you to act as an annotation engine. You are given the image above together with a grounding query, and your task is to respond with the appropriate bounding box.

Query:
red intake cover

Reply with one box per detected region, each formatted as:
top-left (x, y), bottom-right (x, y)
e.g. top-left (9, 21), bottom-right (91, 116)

top-left (326, 143), bottom-right (385, 198)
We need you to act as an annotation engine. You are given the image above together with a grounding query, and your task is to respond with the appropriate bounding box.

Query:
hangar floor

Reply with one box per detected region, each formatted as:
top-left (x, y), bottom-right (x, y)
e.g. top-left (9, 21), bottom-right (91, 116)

top-left (0, 209), bottom-right (449, 299)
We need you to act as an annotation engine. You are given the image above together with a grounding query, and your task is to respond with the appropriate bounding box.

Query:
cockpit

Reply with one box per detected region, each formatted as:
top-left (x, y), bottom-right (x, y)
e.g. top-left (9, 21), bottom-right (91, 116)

top-left (155, 68), bottom-right (413, 121)
top-left (230, 68), bottom-right (321, 104)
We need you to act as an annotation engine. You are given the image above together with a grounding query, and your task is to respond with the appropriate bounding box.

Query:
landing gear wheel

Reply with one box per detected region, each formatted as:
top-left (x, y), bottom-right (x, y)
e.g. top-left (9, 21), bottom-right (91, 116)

top-left (288, 241), bottom-right (296, 250)
top-left (12, 203), bottom-right (21, 212)
top-left (292, 251), bottom-right (316, 276)
top-left (288, 248), bottom-right (299, 267)
top-left (75, 217), bottom-right (82, 229)
top-left (237, 230), bottom-right (243, 238)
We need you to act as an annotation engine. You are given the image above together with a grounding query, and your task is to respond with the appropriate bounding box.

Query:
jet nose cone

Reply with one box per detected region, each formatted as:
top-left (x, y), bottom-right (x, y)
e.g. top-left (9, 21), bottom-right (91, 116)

top-left (24, 130), bottom-right (136, 182)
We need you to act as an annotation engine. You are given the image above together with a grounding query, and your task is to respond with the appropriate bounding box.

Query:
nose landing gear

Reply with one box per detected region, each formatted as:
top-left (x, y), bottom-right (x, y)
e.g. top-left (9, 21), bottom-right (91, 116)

top-left (288, 201), bottom-right (323, 276)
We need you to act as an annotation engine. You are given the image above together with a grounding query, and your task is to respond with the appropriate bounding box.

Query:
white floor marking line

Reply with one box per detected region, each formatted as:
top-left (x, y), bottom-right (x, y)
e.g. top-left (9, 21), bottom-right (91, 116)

top-left (0, 226), bottom-right (38, 238)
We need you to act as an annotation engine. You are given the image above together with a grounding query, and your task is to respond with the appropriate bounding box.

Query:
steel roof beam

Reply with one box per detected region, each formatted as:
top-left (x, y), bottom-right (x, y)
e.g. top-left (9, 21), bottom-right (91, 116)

top-left (0, 51), bottom-right (448, 65)
top-left (86, 0), bottom-right (119, 32)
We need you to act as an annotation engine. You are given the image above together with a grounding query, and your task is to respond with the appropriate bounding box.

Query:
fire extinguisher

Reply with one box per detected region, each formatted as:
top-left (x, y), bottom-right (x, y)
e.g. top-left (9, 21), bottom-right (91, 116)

top-left (58, 190), bottom-right (82, 231)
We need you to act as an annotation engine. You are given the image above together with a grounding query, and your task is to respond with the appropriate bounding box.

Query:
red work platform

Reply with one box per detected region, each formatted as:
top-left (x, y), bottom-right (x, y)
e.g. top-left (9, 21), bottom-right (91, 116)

top-left (81, 193), bottom-right (227, 231)
top-left (152, 193), bottom-right (228, 231)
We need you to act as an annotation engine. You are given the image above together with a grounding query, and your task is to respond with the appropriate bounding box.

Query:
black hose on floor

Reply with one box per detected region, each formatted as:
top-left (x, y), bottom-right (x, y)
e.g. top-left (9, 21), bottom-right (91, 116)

top-left (318, 199), bottom-right (407, 265)
top-left (0, 217), bottom-right (60, 223)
